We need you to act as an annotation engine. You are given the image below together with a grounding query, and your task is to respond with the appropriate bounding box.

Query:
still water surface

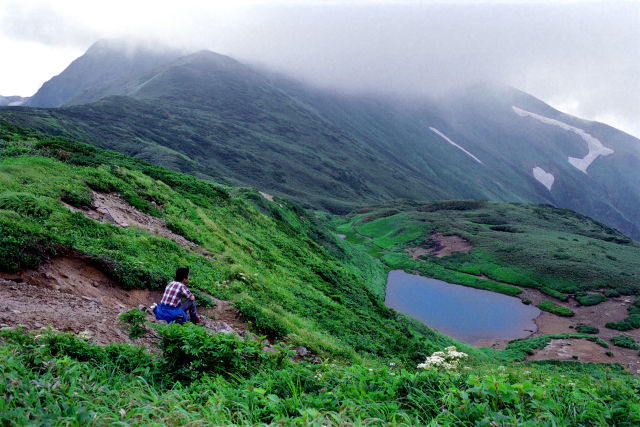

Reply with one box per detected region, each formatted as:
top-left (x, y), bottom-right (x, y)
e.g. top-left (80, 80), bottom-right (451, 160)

top-left (385, 270), bottom-right (540, 345)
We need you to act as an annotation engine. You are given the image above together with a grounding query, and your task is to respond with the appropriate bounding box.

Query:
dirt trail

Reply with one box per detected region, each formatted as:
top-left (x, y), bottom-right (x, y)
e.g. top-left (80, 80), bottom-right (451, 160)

top-left (0, 256), bottom-right (248, 346)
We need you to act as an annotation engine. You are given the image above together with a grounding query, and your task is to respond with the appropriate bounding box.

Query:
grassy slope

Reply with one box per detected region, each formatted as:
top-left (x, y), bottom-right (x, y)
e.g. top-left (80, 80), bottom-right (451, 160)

top-left (334, 200), bottom-right (640, 298)
top-left (2, 327), bottom-right (638, 425)
top-left (0, 119), bottom-right (466, 363)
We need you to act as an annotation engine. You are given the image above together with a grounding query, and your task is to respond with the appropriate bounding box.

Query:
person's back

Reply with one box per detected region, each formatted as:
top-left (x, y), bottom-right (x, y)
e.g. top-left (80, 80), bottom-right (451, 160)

top-left (153, 267), bottom-right (201, 324)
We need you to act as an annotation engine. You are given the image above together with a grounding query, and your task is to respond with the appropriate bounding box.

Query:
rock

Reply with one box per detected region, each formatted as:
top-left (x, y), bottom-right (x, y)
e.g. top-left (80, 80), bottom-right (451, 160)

top-left (214, 322), bottom-right (234, 334)
top-left (82, 296), bottom-right (102, 305)
top-left (137, 304), bottom-right (148, 313)
top-left (294, 346), bottom-right (309, 357)
top-left (262, 345), bottom-right (280, 354)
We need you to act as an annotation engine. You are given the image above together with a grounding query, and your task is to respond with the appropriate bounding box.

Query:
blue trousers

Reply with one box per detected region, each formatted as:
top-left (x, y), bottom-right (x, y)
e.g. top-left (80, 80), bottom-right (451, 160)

top-left (180, 299), bottom-right (199, 323)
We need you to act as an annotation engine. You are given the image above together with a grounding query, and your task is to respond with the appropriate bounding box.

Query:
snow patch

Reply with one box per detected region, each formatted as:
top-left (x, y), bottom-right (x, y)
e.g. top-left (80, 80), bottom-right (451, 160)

top-left (512, 106), bottom-right (614, 174)
top-left (429, 127), bottom-right (483, 164)
top-left (532, 166), bottom-right (554, 191)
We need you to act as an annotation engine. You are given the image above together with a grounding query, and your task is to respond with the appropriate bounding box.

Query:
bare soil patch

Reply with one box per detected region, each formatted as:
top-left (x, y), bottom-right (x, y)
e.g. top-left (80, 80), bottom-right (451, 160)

top-left (0, 256), bottom-right (247, 346)
top-left (259, 191), bottom-right (283, 207)
top-left (527, 339), bottom-right (612, 363)
top-left (407, 232), bottom-right (472, 259)
top-left (259, 191), bottom-right (274, 202)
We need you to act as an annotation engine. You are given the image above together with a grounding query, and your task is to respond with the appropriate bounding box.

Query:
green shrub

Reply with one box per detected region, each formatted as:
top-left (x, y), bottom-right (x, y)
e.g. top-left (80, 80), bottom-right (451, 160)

top-left (606, 314), bottom-right (640, 331)
top-left (604, 289), bottom-right (620, 298)
top-left (611, 335), bottom-right (639, 350)
top-left (155, 323), bottom-right (287, 380)
top-left (0, 192), bottom-right (52, 219)
top-left (234, 299), bottom-right (290, 339)
top-left (537, 300), bottom-right (574, 317)
top-left (522, 298), bottom-right (532, 305)
top-left (191, 288), bottom-right (217, 308)
top-left (540, 287), bottom-right (569, 301)
top-left (119, 308), bottom-right (148, 339)
top-left (575, 325), bottom-right (599, 334)
top-left (489, 225), bottom-right (522, 233)
top-left (60, 188), bottom-right (93, 208)
top-left (576, 293), bottom-right (605, 306)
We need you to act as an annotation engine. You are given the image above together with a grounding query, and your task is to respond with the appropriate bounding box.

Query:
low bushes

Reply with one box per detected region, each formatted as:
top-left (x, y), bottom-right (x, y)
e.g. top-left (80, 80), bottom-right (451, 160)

top-left (537, 301), bottom-right (574, 317)
top-left (576, 293), bottom-right (605, 306)
top-left (611, 335), bottom-right (639, 350)
top-left (576, 325), bottom-right (599, 334)
top-left (119, 308), bottom-right (148, 339)
top-left (540, 286), bottom-right (569, 301)
top-left (155, 323), bottom-right (288, 380)
top-left (606, 298), bottom-right (640, 331)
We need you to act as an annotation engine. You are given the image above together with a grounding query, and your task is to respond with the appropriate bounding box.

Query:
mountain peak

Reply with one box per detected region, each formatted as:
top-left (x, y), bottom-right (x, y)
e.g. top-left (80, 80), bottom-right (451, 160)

top-left (26, 39), bottom-right (183, 108)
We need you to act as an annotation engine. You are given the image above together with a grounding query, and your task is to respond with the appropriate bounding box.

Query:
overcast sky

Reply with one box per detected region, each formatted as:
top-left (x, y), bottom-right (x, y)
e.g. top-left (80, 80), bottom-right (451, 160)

top-left (1, 0), bottom-right (638, 137)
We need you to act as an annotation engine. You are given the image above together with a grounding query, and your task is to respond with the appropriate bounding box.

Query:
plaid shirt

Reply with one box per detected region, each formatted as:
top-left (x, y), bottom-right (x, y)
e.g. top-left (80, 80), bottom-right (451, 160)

top-left (160, 281), bottom-right (193, 307)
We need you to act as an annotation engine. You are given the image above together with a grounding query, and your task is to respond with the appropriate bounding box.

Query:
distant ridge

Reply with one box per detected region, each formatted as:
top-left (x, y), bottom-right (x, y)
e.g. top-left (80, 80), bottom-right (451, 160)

top-left (2, 40), bottom-right (639, 239)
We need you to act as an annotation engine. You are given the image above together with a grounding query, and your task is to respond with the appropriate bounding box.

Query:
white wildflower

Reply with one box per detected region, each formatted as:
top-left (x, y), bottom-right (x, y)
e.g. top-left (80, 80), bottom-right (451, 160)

top-left (417, 346), bottom-right (469, 371)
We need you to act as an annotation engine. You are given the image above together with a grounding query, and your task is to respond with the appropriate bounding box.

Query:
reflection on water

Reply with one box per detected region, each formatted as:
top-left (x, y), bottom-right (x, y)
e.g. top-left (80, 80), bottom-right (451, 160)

top-left (385, 270), bottom-right (540, 345)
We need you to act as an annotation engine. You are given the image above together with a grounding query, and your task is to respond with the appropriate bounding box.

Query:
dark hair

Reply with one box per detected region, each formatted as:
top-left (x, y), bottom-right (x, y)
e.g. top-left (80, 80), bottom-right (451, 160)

top-left (175, 267), bottom-right (190, 282)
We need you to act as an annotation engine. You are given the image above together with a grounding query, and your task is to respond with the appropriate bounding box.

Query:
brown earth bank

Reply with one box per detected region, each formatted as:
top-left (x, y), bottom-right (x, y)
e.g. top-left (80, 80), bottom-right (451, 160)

top-left (0, 256), bottom-right (249, 347)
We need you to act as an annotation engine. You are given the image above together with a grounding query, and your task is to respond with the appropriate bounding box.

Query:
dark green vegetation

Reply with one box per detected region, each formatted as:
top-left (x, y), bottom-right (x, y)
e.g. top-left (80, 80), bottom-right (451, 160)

top-left (607, 298), bottom-right (640, 331)
top-left (611, 335), bottom-right (640, 350)
top-left (2, 40), bottom-right (639, 239)
top-left (335, 200), bottom-right (640, 298)
top-left (537, 301), bottom-right (574, 317)
top-left (3, 327), bottom-right (639, 425)
top-left (576, 292), bottom-right (606, 306)
top-left (119, 308), bottom-right (148, 339)
top-left (576, 325), bottom-right (600, 334)
top-left (0, 120), bottom-right (459, 362)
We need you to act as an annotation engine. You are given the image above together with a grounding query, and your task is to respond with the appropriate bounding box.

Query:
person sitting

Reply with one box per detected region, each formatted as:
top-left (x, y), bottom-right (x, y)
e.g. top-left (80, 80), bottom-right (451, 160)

top-left (153, 267), bottom-right (201, 324)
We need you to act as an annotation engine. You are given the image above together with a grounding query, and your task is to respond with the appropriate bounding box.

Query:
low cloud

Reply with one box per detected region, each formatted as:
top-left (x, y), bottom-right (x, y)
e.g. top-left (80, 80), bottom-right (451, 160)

top-left (1, 1), bottom-right (638, 136)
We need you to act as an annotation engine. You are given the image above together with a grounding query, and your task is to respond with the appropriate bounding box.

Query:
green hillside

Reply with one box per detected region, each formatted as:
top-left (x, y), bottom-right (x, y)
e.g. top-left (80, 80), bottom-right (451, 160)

top-left (0, 119), bottom-right (461, 363)
top-left (1, 121), bottom-right (639, 424)
top-left (335, 199), bottom-right (640, 298)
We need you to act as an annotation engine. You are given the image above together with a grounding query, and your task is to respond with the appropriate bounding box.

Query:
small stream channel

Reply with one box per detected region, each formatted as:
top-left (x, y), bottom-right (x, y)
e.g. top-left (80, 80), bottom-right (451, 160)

top-left (385, 270), bottom-right (540, 345)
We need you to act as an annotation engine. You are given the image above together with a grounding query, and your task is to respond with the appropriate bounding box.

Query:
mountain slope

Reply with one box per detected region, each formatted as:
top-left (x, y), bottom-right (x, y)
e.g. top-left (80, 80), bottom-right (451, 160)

top-left (25, 39), bottom-right (182, 108)
top-left (2, 43), bottom-right (639, 239)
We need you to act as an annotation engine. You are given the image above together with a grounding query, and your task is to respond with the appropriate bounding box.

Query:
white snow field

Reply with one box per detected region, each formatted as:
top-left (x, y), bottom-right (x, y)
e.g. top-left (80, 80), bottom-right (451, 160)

top-left (512, 106), bottom-right (614, 174)
top-left (532, 166), bottom-right (554, 191)
top-left (429, 127), bottom-right (483, 164)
